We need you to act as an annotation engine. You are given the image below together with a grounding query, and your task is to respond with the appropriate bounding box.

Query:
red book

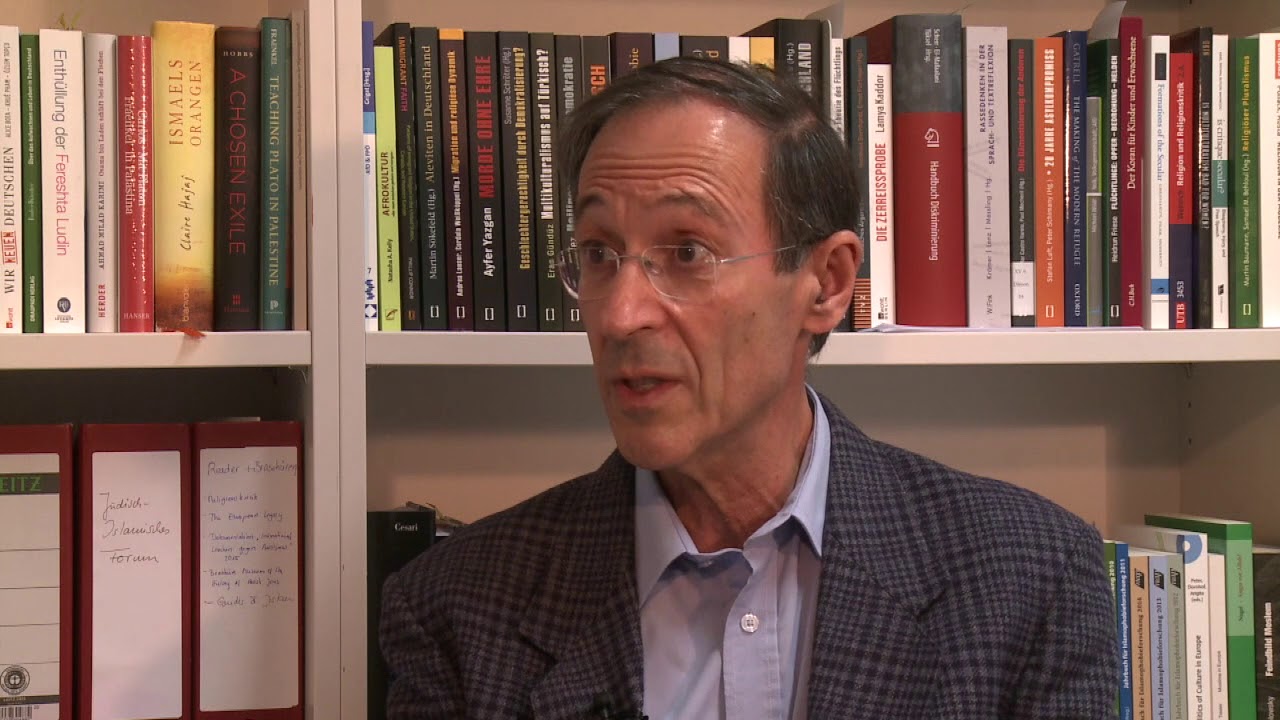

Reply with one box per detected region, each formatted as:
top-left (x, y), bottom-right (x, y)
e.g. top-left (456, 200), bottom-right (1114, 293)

top-left (0, 425), bottom-right (74, 720)
top-left (1119, 16), bottom-right (1145, 326)
top-left (192, 421), bottom-right (303, 720)
top-left (79, 424), bottom-right (192, 720)
top-left (1035, 36), bottom-right (1065, 326)
top-left (118, 36), bottom-right (154, 333)
top-left (1169, 52), bottom-right (1195, 329)
top-left (859, 15), bottom-right (967, 326)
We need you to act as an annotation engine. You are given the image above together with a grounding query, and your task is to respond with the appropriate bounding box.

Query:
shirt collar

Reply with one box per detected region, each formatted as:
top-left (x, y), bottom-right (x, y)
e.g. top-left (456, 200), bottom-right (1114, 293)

top-left (633, 385), bottom-right (831, 603)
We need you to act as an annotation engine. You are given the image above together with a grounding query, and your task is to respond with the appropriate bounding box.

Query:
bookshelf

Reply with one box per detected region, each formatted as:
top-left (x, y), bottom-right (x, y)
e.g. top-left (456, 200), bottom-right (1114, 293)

top-left (0, 0), bottom-right (342, 716)
top-left (335, 0), bottom-right (1280, 717)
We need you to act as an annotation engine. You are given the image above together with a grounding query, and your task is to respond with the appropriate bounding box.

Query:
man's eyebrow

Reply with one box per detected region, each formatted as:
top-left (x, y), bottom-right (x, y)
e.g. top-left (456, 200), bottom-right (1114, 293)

top-left (574, 189), bottom-right (725, 221)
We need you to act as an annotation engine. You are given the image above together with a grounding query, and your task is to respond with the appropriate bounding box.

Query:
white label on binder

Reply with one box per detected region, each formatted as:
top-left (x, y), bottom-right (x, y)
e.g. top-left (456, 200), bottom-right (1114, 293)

top-left (91, 450), bottom-right (184, 720)
top-left (198, 445), bottom-right (300, 711)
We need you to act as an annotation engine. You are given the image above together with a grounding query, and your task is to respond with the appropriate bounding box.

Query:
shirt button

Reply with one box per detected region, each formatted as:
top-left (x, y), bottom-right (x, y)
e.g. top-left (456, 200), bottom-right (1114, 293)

top-left (740, 613), bottom-right (760, 634)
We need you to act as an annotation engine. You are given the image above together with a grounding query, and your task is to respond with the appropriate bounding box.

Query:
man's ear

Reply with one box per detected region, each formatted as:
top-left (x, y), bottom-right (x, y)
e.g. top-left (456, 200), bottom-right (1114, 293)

top-left (803, 229), bottom-right (862, 335)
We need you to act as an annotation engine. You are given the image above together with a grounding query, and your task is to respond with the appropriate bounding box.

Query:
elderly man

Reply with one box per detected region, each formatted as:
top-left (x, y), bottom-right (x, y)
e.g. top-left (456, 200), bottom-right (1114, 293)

top-left (380, 56), bottom-right (1118, 719)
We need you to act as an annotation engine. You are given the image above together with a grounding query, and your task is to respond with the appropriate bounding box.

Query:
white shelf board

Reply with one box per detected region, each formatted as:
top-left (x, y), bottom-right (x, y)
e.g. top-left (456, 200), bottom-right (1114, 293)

top-left (0, 331), bottom-right (311, 370)
top-left (366, 328), bottom-right (1280, 367)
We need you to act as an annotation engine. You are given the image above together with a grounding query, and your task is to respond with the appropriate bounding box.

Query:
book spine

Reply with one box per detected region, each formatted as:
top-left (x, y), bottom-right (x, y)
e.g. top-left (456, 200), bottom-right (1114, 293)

top-left (555, 35), bottom-right (583, 331)
top-left (19, 35), bottom-right (39, 333)
top-left (770, 20), bottom-right (822, 103)
top-left (1230, 38), bottom-right (1259, 328)
top-left (1223, 536), bottom-right (1257, 720)
top-left (531, 32), bottom-right (560, 331)
top-left (1253, 552), bottom-right (1280, 717)
top-left (609, 33), bottom-right (653, 80)
top-left (440, 29), bottom-right (473, 330)
top-left (1170, 52), bottom-right (1194, 330)
top-left (1087, 96), bottom-right (1104, 327)
top-left (362, 22), bottom-right (378, 329)
top-left (214, 27), bottom-right (261, 331)
top-left (1132, 554), bottom-right (1152, 720)
top-left (260, 18), bottom-right (291, 330)
top-left (1173, 28), bottom-right (1215, 329)
top-left (1208, 553), bottom-right (1228, 720)
top-left (868, 64), bottom-right (895, 327)
top-left (679, 36), bottom-right (729, 62)
top-left (827, 24), bottom-right (844, 148)
top-left (381, 24), bottom-right (421, 330)
top-left (413, 27), bottom-right (447, 329)
top-left (848, 36), bottom-right (871, 329)
top-left (374, 45), bottom-right (401, 331)
top-left (964, 27), bottom-right (1009, 328)
top-left (85, 34), bottom-right (118, 333)
top-left (1010, 39), bottom-right (1036, 327)
top-left (1150, 556), bottom-right (1171, 720)
top-left (39, 29), bottom-right (85, 334)
top-left (1144, 37), bottom-right (1170, 331)
top-left (654, 32), bottom-right (679, 61)
top-left (1165, 556), bottom-right (1188, 720)
top-left (1210, 35), bottom-right (1230, 329)
top-left (1257, 34), bottom-right (1280, 328)
top-left (1119, 18), bottom-right (1145, 327)
top-left (1087, 40), bottom-right (1124, 325)
top-left (289, 9), bottom-right (308, 332)
top-left (500, 31), bottom-right (534, 331)
top-left (1061, 31), bottom-right (1088, 327)
top-left (1035, 36), bottom-right (1064, 327)
top-left (882, 15), bottom-right (966, 327)
top-left (0, 27), bottom-right (20, 334)
top-left (1117, 543), bottom-right (1135, 720)
top-left (466, 31), bottom-right (505, 331)
top-left (154, 22), bottom-right (216, 332)
top-left (117, 36), bottom-right (153, 332)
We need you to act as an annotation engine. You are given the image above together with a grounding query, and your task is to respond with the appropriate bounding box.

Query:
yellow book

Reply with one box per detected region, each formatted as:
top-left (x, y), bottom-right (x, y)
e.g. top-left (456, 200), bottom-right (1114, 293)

top-left (153, 21), bottom-right (215, 331)
top-left (749, 36), bottom-right (774, 70)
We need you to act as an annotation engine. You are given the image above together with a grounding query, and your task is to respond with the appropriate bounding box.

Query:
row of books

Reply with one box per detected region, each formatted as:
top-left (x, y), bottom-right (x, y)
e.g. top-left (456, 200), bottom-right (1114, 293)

top-left (0, 421), bottom-right (304, 718)
top-left (360, 6), bottom-right (1280, 333)
top-left (0, 15), bottom-right (310, 335)
top-left (1111, 514), bottom-right (1280, 719)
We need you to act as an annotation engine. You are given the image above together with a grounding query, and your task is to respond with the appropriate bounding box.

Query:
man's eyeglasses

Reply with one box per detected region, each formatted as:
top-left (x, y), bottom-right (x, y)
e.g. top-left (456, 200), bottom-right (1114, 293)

top-left (556, 242), bottom-right (797, 303)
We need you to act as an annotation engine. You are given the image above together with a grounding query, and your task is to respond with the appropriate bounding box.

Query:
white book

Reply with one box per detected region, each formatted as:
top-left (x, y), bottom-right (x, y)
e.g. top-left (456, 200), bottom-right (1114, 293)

top-left (1210, 34), bottom-right (1230, 328)
top-left (362, 23), bottom-right (378, 331)
top-left (1207, 552), bottom-right (1228, 720)
top-left (0, 26), bottom-right (20, 334)
top-left (963, 26), bottom-right (1011, 328)
top-left (1123, 524), bottom-right (1211, 720)
top-left (867, 63), bottom-right (894, 326)
top-left (1143, 36), bottom-right (1170, 330)
top-left (728, 36), bottom-right (749, 66)
top-left (1256, 33), bottom-right (1280, 327)
top-left (85, 33), bottom-right (117, 333)
top-left (39, 29), bottom-right (85, 334)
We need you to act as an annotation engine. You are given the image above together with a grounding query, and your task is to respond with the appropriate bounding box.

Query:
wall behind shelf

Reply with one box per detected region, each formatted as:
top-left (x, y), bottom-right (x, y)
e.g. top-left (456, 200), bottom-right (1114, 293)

top-left (8, 0), bottom-right (273, 35)
top-left (366, 362), bottom-right (1186, 537)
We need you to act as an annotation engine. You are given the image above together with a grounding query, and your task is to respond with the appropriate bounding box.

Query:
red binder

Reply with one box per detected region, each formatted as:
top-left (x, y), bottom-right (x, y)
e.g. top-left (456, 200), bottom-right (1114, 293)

top-left (0, 424), bottom-right (74, 720)
top-left (78, 423), bottom-right (192, 720)
top-left (192, 421), bottom-right (304, 720)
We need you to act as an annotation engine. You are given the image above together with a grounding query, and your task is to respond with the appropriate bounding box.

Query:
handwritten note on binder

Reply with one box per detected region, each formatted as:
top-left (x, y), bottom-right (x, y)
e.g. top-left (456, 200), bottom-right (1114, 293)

top-left (198, 445), bottom-right (300, 711)
top-left (92, 450), bottom-right (184, 720)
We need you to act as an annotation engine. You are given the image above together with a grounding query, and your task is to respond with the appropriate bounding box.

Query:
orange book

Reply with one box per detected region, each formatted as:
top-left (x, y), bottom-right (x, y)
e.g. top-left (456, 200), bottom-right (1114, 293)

top-left (1035, 36), bottom-right (1065, 326)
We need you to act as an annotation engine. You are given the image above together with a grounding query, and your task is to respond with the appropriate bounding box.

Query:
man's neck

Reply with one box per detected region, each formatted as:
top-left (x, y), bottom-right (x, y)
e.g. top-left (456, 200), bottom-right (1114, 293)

top-left (656, 387), bottom-right (815, 553)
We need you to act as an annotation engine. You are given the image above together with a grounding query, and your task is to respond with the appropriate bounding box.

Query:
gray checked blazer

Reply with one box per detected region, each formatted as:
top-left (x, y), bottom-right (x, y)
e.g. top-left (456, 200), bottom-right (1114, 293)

top-left (379, 394), bottom-right (1119, 718)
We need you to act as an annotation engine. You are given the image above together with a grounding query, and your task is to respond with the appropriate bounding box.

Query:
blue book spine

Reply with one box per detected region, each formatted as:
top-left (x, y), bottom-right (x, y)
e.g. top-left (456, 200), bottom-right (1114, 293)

top-left (1116, 541), bottom-right (1134, 720)
top-left (1057, 30), bottom-right (1089, 325)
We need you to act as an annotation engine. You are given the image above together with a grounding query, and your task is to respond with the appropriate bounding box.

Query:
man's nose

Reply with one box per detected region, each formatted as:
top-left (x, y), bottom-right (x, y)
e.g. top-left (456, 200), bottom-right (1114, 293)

top-left (593, 257), bottom-right (665, 337)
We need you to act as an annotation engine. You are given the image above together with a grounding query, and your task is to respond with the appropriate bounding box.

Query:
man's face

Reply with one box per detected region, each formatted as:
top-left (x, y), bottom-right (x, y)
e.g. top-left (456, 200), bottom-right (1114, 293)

top-left (573, 99), bottom-right (822, 474)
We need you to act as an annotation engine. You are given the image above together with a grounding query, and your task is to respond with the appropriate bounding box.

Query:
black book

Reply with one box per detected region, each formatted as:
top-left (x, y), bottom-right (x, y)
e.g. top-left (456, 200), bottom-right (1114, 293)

top-left (679, 35), bottom-right (729, 61)
top-left (1009, 39), bottom-right (1037, 327)
top-left (412, 27), bottom-right (448, 329)
top-left (367, 506), bottom-right (437, 720)
top-left (1172, 27), bottom-right (1214, 329)
top-left (531, 32), bottom-right (561, 331)
top-left (499, 31), bottom-right (537, 331)
top-left (466, 31), bottom-right (507, 331)
top-left (556, 34), bottom-right (585, 332)
top-left (214, 27), bottom-right (262, 331)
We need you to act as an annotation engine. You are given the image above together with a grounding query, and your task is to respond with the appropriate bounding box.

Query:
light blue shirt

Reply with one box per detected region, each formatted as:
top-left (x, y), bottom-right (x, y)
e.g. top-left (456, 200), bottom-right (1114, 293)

top-left (634, 388), bottom-right (830, 720)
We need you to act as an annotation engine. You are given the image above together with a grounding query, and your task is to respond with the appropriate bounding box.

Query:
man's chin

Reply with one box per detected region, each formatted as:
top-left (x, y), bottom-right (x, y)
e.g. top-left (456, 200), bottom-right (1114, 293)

top-left (611, 430), bottom-right (691, 473)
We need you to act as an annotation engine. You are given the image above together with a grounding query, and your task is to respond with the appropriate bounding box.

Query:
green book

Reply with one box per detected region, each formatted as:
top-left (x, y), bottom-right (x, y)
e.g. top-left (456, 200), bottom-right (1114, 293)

top-left (1229, 37), bottom-right (1259, 329)
top-left (19, 34), bottom-right (39, 333)
top-left (373, 45), bottom-right (401, 331)
top-left (1145, 513), bottom-right (1255, 720)
top-left (260, 17), bottom-right (292, 330)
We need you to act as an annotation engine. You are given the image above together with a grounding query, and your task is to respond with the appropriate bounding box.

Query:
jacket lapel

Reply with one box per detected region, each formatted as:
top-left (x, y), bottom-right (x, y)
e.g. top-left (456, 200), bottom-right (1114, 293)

top-left (521, 452), bottom-right (645, 720)
top-left (806, 398), bottom-right (948, 716)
